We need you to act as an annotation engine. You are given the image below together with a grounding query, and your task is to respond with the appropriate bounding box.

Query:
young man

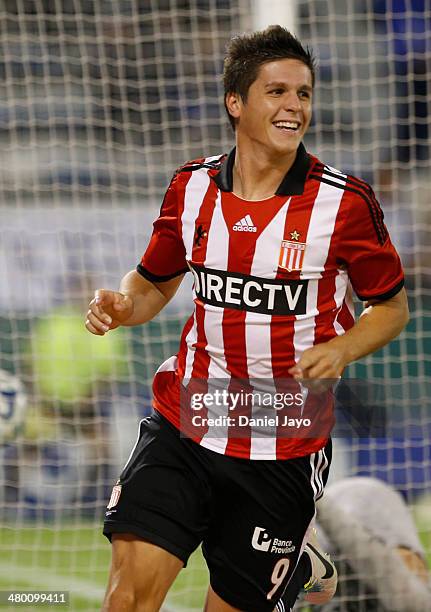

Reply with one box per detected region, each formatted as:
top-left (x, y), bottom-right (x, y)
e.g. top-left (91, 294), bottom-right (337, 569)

top-left (276, 477), bottom-right (430, 611)
top-left (85, 26), bottom-right (409, 612)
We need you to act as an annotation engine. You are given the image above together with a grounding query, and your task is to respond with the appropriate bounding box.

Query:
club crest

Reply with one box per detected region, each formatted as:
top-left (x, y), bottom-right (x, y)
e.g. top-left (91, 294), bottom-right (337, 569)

top-left (107, 483), bottom-right (122, 509)
top-left (278, 240), bottom-right (306, 272)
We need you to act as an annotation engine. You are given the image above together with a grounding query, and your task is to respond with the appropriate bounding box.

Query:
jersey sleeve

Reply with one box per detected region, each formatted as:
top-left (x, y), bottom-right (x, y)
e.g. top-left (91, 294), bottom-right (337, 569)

top-left (137, 173), bottom-right (188, 282)
top-left (336, 187), bottom-right (404, 301)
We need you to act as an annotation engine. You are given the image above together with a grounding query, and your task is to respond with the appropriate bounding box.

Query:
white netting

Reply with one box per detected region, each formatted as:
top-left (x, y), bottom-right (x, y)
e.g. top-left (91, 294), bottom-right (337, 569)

top-left (0, 1), bottom-right (429, 611)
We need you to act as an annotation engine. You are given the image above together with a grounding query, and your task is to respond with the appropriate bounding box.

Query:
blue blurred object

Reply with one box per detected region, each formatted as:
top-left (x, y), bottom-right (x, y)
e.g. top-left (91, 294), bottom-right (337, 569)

top-left (373, 0), bottom-right (430, 162)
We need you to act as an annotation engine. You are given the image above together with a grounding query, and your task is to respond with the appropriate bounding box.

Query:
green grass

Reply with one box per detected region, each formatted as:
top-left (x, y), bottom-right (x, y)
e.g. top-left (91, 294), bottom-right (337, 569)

top-left (0, 524), bottom-right (208, 611)
top-left (0, 526), bottom-right (108, 611)
top-left (0, 518), bottom-right (430, 611)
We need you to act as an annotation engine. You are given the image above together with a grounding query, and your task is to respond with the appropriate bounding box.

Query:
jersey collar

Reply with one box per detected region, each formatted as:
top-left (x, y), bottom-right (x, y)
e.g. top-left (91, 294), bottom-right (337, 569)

top-left (212, 142), bottom-right (311, 196)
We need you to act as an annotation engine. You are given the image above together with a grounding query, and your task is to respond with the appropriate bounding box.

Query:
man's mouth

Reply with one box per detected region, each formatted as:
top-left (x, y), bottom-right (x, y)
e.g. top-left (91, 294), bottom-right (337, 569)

top-left (272, 120), bottom-right (300, 132)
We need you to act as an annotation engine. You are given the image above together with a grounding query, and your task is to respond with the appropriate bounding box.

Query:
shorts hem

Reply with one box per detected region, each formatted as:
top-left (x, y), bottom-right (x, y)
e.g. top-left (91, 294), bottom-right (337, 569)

top-left (103, 521), bottom-right (190, 565)
top-left (210, 578), bottom-right (275, 612)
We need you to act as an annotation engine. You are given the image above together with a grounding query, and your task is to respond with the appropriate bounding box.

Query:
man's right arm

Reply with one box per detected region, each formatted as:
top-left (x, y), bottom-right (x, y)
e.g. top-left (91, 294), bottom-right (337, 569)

top-left (85, 269), bottom-right (184, 336)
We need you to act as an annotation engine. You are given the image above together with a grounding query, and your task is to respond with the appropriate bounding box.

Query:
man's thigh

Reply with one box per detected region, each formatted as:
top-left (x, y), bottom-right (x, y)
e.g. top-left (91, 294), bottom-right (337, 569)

top-left (203, 443), bottom-right (331, 612)
top-left (103, 411), bottom-right (212, 565)
top-left (102, 534), bottom-right (183, 612)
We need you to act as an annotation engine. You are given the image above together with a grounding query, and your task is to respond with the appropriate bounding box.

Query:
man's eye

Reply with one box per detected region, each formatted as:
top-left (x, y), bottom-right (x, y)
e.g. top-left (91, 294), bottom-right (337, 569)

top-left (299, 91), bottom-right (310, 98)
top-left (269, 89), bottom-right (283, 95)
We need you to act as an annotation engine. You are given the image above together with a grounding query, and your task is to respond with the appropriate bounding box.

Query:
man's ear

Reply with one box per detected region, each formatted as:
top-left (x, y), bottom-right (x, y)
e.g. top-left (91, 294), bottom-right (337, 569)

top-left (225, 92), bottom-right (242, 120)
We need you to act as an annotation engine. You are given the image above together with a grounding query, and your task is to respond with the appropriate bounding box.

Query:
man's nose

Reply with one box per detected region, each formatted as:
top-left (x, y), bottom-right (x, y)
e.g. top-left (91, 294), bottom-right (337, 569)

top-left (282, 92), bottom-right (301, 112)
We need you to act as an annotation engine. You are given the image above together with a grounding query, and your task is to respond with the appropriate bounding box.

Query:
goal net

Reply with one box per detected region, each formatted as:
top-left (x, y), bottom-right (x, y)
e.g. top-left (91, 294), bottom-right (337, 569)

top-left (0, 1), bottom-right (429, 610)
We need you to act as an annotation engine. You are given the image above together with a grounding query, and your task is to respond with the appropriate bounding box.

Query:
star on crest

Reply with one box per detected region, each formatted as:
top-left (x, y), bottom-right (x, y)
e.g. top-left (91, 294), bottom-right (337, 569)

top-left (290, 230), bottom-right (300, 241)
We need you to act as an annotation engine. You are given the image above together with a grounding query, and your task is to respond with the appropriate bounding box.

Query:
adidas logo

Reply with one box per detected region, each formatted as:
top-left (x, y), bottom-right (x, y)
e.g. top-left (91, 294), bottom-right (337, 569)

top-left (233, 214), bottom-right (257, 233)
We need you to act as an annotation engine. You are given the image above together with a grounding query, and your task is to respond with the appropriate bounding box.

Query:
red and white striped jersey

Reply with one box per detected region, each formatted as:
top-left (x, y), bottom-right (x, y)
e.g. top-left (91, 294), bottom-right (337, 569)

top-left (138, 144), bottom-right (404, 460)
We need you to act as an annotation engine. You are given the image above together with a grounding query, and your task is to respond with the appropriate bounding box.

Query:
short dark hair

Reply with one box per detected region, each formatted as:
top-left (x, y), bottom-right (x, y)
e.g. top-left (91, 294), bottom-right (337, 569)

top-left (223, 25), bottom-right (316, 130)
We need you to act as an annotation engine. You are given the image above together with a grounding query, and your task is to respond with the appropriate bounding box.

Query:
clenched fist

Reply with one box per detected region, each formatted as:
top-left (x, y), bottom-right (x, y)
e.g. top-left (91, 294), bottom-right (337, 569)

top-left (85, 289), bottom-right (134, 335)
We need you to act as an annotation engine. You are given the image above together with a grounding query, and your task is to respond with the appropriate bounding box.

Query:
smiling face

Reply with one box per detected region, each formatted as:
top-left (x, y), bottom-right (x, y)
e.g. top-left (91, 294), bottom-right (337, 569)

top-left (226, 59), bottom-right (313, 159)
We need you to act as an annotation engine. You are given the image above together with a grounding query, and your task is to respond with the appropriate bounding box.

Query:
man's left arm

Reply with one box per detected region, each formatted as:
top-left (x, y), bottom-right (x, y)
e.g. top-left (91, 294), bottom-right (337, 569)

top-left (289, 288), bottom-right (409, 379)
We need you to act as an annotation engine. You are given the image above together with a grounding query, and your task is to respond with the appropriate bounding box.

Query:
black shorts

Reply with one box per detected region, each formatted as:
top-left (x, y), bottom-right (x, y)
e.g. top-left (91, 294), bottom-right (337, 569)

top-left (103, 411), bottom-right (331, 612)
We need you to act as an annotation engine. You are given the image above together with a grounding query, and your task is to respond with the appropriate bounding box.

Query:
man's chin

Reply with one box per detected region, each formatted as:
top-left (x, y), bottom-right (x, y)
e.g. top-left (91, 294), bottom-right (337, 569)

top-left (269, 138), bottom-right (301, 158)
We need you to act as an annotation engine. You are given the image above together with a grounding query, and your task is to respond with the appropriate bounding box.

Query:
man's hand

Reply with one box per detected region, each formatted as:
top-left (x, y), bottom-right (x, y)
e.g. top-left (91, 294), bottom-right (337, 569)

top-left (84, 270), bottom-right (185, 334)
top-left (289, 339), bottom-right (348, 393)
top-left (289, 289), bottom-right (409, 384)
top-left (288, 340), bottom-right (347, 390)
top-left (85, 289), bottom-right (134, 335)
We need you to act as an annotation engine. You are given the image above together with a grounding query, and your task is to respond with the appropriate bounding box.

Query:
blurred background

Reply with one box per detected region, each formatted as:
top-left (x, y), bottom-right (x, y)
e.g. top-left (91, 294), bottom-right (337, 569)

top-left (0, 1), bottom-right (429, 610)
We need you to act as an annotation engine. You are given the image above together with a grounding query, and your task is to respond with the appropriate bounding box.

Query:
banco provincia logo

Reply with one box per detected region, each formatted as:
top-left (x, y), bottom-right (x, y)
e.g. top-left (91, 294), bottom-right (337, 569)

top-left (251, 526), bottom-right (296, 554)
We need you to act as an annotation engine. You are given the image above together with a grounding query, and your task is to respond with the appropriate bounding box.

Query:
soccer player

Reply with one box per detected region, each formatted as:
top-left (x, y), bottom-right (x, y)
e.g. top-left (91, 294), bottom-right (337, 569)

top-left (85, 26), bottom-right (409, 612)
top-left (276, 477), bottom-right (430, 611)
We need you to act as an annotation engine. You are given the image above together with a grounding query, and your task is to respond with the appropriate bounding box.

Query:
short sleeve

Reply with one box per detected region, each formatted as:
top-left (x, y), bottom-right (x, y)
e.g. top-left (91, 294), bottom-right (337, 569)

top-left (137, 174), bottom-right (188, 282)
top-left (336, 189), bottom-right (404, 301)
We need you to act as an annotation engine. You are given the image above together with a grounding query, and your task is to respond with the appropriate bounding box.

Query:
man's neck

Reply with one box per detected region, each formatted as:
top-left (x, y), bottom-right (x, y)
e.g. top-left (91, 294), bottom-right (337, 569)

top-left (232, 141), bottom-right (297, 200)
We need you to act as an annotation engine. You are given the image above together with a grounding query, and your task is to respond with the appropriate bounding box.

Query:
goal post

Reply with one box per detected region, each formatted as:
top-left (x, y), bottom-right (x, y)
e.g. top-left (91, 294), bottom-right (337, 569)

top-left (251, 0), bottom-right (297, 32)
top-left (0, 2), bottom-right (429, 611)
